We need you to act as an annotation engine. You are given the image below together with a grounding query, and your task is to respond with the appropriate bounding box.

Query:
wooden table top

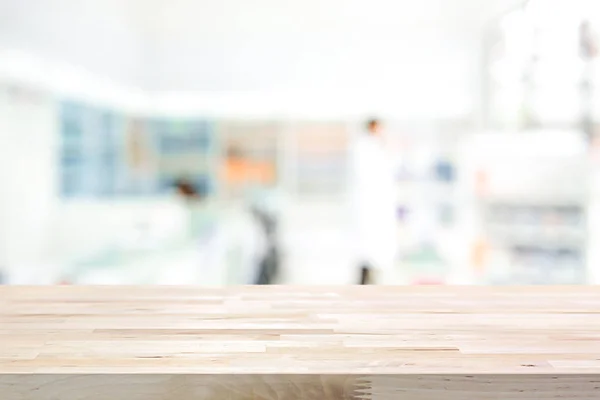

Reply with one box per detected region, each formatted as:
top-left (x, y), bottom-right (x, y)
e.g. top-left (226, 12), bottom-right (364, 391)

top-left (2, 285), bottom-right (600, 374)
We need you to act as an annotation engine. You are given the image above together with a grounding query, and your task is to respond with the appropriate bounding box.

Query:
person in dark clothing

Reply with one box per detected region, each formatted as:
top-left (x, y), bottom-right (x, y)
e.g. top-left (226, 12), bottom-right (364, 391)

top-left (174, 178), bottom-right (204, 201)
top-left (251, 206), bottom-right (280, 285)
top-left (359, 265), bottom-right (373, 285)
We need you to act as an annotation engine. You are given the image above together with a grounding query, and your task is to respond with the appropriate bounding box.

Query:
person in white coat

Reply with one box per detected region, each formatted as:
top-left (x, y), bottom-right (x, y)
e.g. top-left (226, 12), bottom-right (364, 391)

top-left (350, 119), bottom-right (398, 284)
top-left (173, 178), bottom-right (267, 286)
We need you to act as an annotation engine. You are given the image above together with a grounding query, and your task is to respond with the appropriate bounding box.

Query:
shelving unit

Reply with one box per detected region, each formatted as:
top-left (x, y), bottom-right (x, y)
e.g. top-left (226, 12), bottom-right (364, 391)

top-left (458, 131), bottom-right (590, 285)
top-left (217, 121), bottom-right (281, 203)
top-left (387, 120), bottom-right (467, 285)
top-left (287, 121), bottom-right (350, 199)
top-left (479, 1), bottom-right (600, 284)
top-left (59, 100), bottom-right (218, 199)
top-left (486, 1), bottom-right (600, 136)
top-left (149, 118), bottom-right (216, 196)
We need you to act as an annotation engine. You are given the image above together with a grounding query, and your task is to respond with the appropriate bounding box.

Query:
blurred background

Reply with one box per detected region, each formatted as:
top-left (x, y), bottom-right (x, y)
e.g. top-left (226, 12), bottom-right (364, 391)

top-left (0, 0), bottom-right (598, 285)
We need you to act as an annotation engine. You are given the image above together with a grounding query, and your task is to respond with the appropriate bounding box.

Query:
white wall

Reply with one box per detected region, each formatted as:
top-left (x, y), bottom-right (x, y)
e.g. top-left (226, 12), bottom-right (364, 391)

top-left (0, 83), bottom-right (59, 283)
top-left (0, 0), bottom-right (148, 89)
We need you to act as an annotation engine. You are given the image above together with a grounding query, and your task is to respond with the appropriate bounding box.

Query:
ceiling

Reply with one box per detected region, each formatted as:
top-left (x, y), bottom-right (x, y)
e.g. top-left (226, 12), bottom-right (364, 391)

top-left (142, 0), bottom-right (524, 93)
top-left (140, 0), bottom-right (523, 37)
top-left (0, 0), bottom-right (525, 93)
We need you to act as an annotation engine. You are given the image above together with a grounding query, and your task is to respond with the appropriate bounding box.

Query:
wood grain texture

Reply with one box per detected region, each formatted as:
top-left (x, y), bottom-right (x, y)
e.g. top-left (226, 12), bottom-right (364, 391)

top-left (2, 286), bottom-right (600, 399)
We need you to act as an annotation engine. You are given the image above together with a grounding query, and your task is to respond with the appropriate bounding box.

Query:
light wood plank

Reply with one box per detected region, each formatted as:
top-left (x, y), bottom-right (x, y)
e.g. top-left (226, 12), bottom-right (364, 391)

top-left (2, 286), bottom-right (600, 399)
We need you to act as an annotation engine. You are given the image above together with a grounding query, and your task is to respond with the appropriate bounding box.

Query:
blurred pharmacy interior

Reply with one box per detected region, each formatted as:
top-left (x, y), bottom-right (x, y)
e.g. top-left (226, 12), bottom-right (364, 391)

top-left (0, 0), bottom-right (599, 285)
